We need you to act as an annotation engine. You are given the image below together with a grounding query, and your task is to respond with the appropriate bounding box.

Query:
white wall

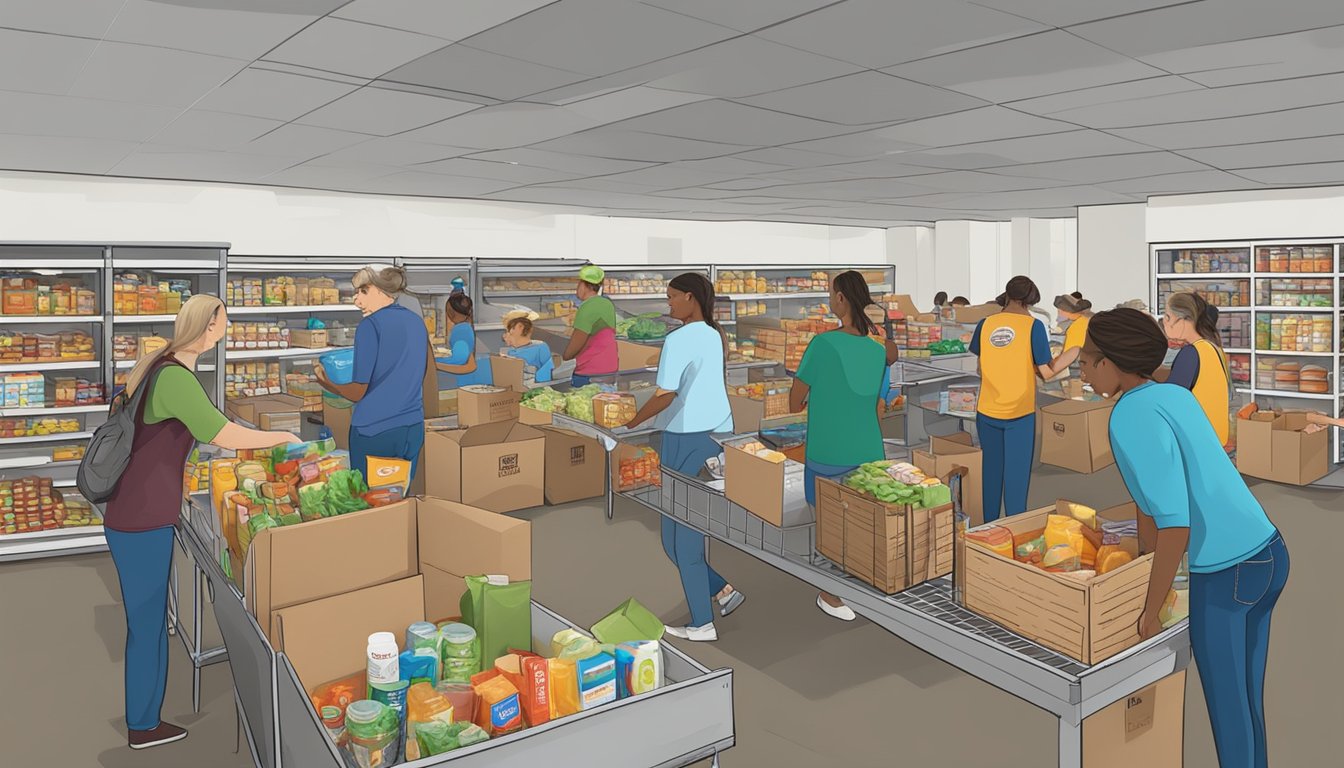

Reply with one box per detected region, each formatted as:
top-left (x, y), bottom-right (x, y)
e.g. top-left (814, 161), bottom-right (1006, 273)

top-left (1077, 203), bottom-right (1149, 311)
top-left (0, 171), bottom-right (888, 266)
top-left (885, 225), bottom-right (934, 298)
top-left (1147, 185), bottom-right (1344, 242)
top-left (916, 218), bottom-right (1075, 309)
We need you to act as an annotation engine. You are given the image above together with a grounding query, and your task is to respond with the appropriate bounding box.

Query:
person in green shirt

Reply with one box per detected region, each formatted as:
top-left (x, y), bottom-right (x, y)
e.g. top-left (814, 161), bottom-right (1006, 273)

top-left (562, 265), bottom-right (619, 385)
top-left (790, 271), bottom-right (899, 621)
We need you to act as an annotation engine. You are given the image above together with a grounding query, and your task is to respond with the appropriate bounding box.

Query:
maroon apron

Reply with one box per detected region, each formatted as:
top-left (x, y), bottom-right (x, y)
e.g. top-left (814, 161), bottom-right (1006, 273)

top-left (104, 355), bottom-right (197, 532)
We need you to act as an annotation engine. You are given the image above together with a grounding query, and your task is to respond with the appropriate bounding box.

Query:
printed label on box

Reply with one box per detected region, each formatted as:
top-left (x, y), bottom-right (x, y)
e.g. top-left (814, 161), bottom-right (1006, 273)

top-left (570, 445), bottom-right (585, 465)
top-left (498, 453), bottom-right (519, 477)
top-left (1125, 685), bottom-right (1156, 741)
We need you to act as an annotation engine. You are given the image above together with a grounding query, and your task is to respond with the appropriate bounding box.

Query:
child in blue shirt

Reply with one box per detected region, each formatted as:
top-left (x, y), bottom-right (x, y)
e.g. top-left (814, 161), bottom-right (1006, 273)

top-left (502, 315), bottom-right (553, 383)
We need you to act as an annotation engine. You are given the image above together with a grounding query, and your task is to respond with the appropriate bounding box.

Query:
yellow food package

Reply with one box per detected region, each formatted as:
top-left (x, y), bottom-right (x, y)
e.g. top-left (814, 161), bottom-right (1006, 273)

top-left (406, 682), bottom-right (454, 728)
top-left (547, 658), bottom-right (581, 720)
top-left (1065, 502), bottom-right (1098, 530)
top-left (1066, 529), bottom-right (1098, 568)
top-left (210, 459), bottom-right (239, 531)
top-left (366, 456), bottom-right (412, 495)
top-left (1044, 514), bottom-right (1082, 551)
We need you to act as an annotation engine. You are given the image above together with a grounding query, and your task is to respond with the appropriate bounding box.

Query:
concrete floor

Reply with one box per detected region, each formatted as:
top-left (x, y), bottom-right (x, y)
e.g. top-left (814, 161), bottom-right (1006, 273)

top-left (3, 462), bottom-right (1340, 767)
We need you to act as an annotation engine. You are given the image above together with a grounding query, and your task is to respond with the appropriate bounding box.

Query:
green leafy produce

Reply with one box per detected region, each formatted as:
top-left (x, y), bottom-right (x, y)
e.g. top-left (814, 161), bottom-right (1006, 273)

top-left (522, 386), bottom-right (568, 413)
top-left (415, 721), bottom-right (489, 757)
top-left (928, 340), bottom-right (967, 356)
top-left (297, 482), bottom-right (330, 519)
top-left (326, 470), bottom-right (370, 515)
top-left (276, 512), bottom-right (302, 527)
top-left (564, 384), bottom-right (604, 423)
top-left (842, 461), bottom-right (952, 508)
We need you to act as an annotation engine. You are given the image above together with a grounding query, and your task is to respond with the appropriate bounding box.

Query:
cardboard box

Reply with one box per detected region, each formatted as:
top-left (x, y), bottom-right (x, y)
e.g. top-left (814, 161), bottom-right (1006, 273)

top-left (1082, 670), bottom-right (1186, 767)
top-left (288, 329), bottom-right (327, 349)
top-left (814, 477), bottom-right (954, 594)
top-left (228, 393), bottom-right (304, 433)
top-left (912, 432), bottom-right (984, 526)
top-left (322, 398), bottom-right (352, 449)
top-left (416, 496), bottom-right (532, 584)
top-left (519, 405), bottom-right (554, 426)
top-left (491, 353), bottom-right (527, 393)
top-left (437, 389), bottom-right (458, 416)
top-left (617, 339), bottom-right (660, 371)
top-left (963, 500), bottom-right (1153, 665)
top-left (425, 421), bottom-right (545, 512)
top-left (728, 395), bottom-right (764, 435)
top-left (723, 437), bottom-right (790, 527)
top-left (1038, 398), bottom-right (1115, 474)
top-left (950, 303), bottom-right (1001, 325)
top-left (538, 426), bottom-right (605, 504)
top-left (458, 386), bottom-right (521, 427)
top-left (1237, 410), bottom-right (1329, 485)
top-left (890, 294), bottom-right (920, 317)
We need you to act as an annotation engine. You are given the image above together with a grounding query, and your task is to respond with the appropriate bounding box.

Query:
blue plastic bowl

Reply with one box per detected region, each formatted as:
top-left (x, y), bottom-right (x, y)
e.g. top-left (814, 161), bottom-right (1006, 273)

top-left (319, 348), bottom-right (356, 385)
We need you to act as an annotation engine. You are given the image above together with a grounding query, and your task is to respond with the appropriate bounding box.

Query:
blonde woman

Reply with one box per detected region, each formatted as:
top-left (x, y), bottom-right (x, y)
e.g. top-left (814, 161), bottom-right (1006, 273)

top-left (1161, 292), bottom-right (1231, 446)
top-left (315, 265), bottom-right (430, 480)
top-left (103, 295), bottom-right (298, 750)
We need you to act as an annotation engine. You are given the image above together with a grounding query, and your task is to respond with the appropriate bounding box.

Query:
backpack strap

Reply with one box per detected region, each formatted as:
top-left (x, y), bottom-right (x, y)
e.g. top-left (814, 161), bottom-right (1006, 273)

top-left (127, 355), bottom-right (181, 428)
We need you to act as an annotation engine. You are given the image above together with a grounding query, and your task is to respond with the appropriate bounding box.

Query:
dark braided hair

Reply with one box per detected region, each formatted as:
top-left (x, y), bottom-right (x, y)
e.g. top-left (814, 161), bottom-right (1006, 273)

top-left (1086, 308), bottom-right (1167, 378)
top-left (834, 270), bottom-right (879, 336)
top-left (447, 293), bottom-right (474, 323)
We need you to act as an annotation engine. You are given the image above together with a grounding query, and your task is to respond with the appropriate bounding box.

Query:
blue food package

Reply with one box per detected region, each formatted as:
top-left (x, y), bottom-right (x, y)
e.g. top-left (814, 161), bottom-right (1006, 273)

top-left (400, 649), bottom-right (439, 687)
top-left (575, 652), bottom-right (616, 711)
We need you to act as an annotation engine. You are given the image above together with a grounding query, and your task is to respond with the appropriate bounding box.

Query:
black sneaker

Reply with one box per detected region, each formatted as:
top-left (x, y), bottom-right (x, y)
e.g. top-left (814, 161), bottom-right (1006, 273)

top-left (129, 722), bottom-right (188, 750)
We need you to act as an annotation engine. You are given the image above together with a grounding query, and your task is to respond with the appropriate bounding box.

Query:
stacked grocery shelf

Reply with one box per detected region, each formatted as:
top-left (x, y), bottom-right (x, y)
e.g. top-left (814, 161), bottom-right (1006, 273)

top-left (1151, 240), bottom-right (1343, 468)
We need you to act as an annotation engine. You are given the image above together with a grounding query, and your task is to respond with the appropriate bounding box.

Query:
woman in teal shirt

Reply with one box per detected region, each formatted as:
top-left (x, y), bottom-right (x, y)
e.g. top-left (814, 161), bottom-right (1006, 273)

top-left (1078, 308), bottom-right (1287, 768)
top-left (627, 273), bottom-right (742, 643)
top-left (435, 293), bottom-right (491, 388)
top-left (791, 271), bottom-right (898, 622)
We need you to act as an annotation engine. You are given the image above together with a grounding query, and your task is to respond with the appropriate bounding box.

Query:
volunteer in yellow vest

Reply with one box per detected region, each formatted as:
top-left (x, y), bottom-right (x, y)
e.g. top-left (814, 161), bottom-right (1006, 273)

top-left (1162, 292), bottom-right (1230, 446)
top-left (969, 276), bottom-right (1059, 521)
top-left (1047, 291), bottom-right (1094, 368)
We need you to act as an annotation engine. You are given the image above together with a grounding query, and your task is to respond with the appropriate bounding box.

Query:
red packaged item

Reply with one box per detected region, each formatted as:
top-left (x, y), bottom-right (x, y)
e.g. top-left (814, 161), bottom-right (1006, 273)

top-left (509, 649), bottom-right (552, 727)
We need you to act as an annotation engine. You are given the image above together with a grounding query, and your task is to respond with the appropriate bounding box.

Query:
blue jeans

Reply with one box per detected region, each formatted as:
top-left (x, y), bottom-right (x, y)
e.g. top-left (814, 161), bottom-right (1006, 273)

top-left (349, 423), bottom-right (425, 485)
top-left (660, 432), bottom-right (728, 628)
top-left (804, 460), bottom-right (860, 508)
top-left (1190, 534), bottom-right (1289, 768)
top-left (977, 412), bottom-right (1035, 522)
top-left (106, 526), bottom-right (176, 732)
top-left (570, 374), bottom-right (592, 388)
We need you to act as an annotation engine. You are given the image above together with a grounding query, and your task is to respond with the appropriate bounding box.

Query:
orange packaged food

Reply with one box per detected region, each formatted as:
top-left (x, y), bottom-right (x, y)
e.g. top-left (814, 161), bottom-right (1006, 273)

top-left (309, 672), bottom-right (364, 714)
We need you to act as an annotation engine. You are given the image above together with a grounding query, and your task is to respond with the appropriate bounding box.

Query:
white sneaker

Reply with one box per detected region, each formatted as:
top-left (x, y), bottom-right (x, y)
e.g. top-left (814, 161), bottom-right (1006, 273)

top-left (717, 589), bottom-right (745, 617)
top-left (817, 594), bottom-right (856, 622)
top-left (663, 623), bottom-right (718, 642)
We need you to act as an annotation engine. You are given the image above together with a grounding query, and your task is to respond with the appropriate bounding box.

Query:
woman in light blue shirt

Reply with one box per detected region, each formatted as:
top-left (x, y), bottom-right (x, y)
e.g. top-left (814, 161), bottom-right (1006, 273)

top-left (1077, 308), bottom-right (1287, 768)
top-left (435, 293), bottom-right (492, 388)
top-left (627, 273), bottom-right (743, 642)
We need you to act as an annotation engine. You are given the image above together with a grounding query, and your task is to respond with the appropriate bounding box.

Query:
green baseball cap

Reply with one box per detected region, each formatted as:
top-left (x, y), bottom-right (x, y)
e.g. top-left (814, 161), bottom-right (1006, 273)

top-left (578, 264), bottom-right (605, 284)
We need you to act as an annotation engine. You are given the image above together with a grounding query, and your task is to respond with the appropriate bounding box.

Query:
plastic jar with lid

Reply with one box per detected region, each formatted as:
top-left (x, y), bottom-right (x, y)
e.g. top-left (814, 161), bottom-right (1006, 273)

top-left (366, 632), bottom-right (400, 687)
top-left (344, 700), bottom-right (398, 766)
top-left (319, 706), bottom-right (347, 749)
top-left (438, 623), bottom-right (480, 684)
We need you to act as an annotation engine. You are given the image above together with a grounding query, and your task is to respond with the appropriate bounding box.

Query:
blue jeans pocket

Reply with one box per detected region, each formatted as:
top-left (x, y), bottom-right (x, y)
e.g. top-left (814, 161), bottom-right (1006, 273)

top-left (1233, 556), bottom-right (1274, 606)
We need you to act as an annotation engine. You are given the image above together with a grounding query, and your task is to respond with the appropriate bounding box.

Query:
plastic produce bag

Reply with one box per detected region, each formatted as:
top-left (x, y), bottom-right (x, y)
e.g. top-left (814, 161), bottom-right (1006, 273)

top-left (1042, 544), bottom-right (1081, 572)
top-left (591, 598), bottom-right (664, 644)
top-left (459, 575), bottom-right (532, 669)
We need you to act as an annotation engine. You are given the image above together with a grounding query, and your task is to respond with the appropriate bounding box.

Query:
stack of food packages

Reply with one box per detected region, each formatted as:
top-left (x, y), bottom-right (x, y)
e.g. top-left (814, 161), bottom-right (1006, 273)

top-left (1160, 281), bottom-right (1249, 309)
top-left (225, 362), bottom-right (282, 399)
top-left (211, 439), bottom-right (405, 559)
top-left (0, 476), bottom-right (98, 536)
top-left (0, 330), bottom-right (96, 363)
top-left (604, 273), bottom-right (665, 295)
top-left (310, 608), bottom-right (667, 764)
top-left (1256, 360), bottom-right (1330, 394)
top-left (112, 273), bottom-right (192, 315)
top-left (1168, 249), bottom-right (1249, 273)
top-left (226, 276), bottom-right (345, 307)
top-left (715, 271), bottom-right (767, 295)
top-left (1261, 278), bottom-right (1333, 307)
top-left (592, 392), bottom-right (637, 429)
top-left (905, 321), bottom-right (943, 350)
top-left (1227, 355), bottom-right (1251, 386)
top-left (285, 371), bottom-right (324, 412)
top-left (482, 277), bottom-right (573, 292)
top-left (184, 448), bottom-right (211, 494)
top-left (842, 461), bottom-right (951, 508)
top-left (734, 300), bottom-right (767, 318)
top-left (0, 276), bottom-right (98, 316)
top-left (966, 503), bottom-right (1189, 627)
top-left (1257, 246), bottom-right (1334, 273)
top-left (51, 444), bottom-right (85, 462)
top-left (50, 376), bottom-right (105, 407)
top-left (227, 322), bottom-right (290, 350)
top-left (781, 316), bottom-right (838, 371)
top-left (0, 417), bottom-right (82, 438)
top-left (730, 380), bottom-right (793, 418)
top-left (1255, 314), bottom-right (1332, 353)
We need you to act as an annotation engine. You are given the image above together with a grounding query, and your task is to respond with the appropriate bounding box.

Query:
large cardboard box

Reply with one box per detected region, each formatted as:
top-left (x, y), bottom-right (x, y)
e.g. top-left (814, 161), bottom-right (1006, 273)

top-left (617, 339), bottom-right (660, 371)
top-left (288, 329), bottom-right (327, 349)
top-left (491, 353), bottom-right (527, 393)
top-left (519, 405), bottom-right (554, 426)
top-left (963, 500), bottom-right (1153, 665)
top-left (227, 393), bottom-right (304, 431)
top-left (950, 303), bottom-right (1001, 325)
top-left (457, 385), bottom-right (521, 427)
top-left (1081, 670), bottom-right (1186, 767)
top-left (1237, 410), bottom-right (1329, 485)
top-left (322, 398), bottom-right (352, 449)
top-left (913, 432), bottom-right (984, 526)
top-left (538, 425), bottom-right (605, 504)
top-left (814, 477), bottom-right (953, 594)
top-left (1038, 398), bottom-right (1115, 474)
top-left (723, 437), bottom-right (789, 527)
top-left (728, 395), bottom-right (764, 436)
top-left (424, 421), bottom-right (545, 512)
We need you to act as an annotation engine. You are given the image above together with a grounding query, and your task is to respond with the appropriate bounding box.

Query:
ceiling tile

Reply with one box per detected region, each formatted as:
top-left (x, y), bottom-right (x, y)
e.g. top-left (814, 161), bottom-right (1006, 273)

top-left (334, 0), bottom-right (556, 41)
top-left (265, 17), bottom-right (449, 79)
top-left (361, 171), bottom-right (520, 198)
top-left (458, 0), bottom-right (735, 77)
top-left (1111, 103), bottom-right (1344, 150)
top-left (412, 157), bottom-right (581, 184)
top-left (261, 160), bottom-right (402, 190)
top-left (321, 139), bottom-right (471, 166)
top-left (643, 36), bottom-right (864, 99)
top-left (0, 29), bottom-right (97, 96)
top-left (1182, 134), bottom-right (1344, 170)
top-left (594, 165), bottom-right (753, 190)
top-left (69, 42), bottom-right (246, 108)
top-left (533, 129), bottom-right (743, 162)
top-left (111, 147), bottom-right (300, 183)
top-left (105, 0), bottom-right (337, 60)
top-left (0, 90), bottom-right (179, 142)
top-left (1096, 170), bottom-right (1263, 196)
top-left (998, 152), bottom-right (1211, 183)
top-left (874, 170), bottom-right (1054, 195)
top-left (195, 67), bottom-right (359, 121)
top-left (1072, 1), bottom-right (1344, 58)
top-left (872, 106), bottom-right (1074, 148)
top-left (151, 110), bottom-right (283, 151)
top-left (463, 148), bottom-right (656, 175)
top-left (2, 0), bottom-right (123, 37)
top-left (741, 71), bottom-right (986, 126)
top-left (779, 132), bottom-right (927, 161)
top-left (1234, 161), bottom-right (1344, 186)
top-left (892, 130), bottom-right (1154, 170)
top-left (1006, 75), bottom-right (1203, 114)
top-left (563, 87), bottom-right (711, 123)
top-left (886, 30), bottom-right (1166, 102)
top-left (970, 0), bottom-right (1188, 27)
top-left (381, 44), bottom-right (588, 101)
top-left (244, 125), bottom-right (370, 159)
top-left (0, 133), bottom-right (138, 174)
top-left (397, 104), bottom-right (603, 149)
top-left (609, 100), bottom-right (851, 146)
top-left (297, 87), bottom-right (479, 136)
top-left (943, 186), bottom-right (1140, 210)
top-left (1137, 25), bottom-right (1344, 88)
top-left (639, 0), bottom-right (841, 31)
top-left (758, 0), bottom-right (1048, 69)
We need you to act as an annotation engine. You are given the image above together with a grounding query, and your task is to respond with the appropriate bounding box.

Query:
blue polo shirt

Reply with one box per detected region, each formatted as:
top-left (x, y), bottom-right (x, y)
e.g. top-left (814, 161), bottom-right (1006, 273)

top-left (1109, 382), bottom-right (1276, 573)
top-left (506, 341), bottom-right (554, 383)
top-left (351, 303), bottom-right (428, 436)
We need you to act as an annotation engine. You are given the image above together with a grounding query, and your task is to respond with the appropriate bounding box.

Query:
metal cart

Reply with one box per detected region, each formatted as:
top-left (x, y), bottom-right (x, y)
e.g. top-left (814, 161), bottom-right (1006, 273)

top-left (617, 463), bottom-right (1190, 768)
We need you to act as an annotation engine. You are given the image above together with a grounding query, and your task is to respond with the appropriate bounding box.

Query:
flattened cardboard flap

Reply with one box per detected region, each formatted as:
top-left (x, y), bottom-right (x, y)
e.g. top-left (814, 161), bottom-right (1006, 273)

top-left (1041, 398), bottom-right (1114, 416)
top-left (416, 496), bottom-right (532, 582)
top-left (929, 432), bottom-right (976, 453)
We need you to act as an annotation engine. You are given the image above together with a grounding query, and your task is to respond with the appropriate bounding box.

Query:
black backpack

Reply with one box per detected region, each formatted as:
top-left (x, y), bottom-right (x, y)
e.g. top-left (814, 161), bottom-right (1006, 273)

top-left (77, 361), bottom-right (173, 504)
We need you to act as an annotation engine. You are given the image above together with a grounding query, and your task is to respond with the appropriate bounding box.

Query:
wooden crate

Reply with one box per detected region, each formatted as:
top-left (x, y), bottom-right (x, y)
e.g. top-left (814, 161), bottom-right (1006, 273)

top-left (963, 500), bottom-right (1154, 665)
top-left (815, 477), bottom-right (954, 595)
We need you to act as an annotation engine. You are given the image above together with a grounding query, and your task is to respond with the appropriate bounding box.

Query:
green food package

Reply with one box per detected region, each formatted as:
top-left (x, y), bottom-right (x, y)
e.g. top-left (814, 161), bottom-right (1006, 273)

top-left (416, 721), bottom-right (489, 756)
top-left (919, 483), bottom-right (952, 508)
top-left (276, 512), bottom-right (302, 527)
top-left (460, 575), bottom-right (532, 669)
top-left (591, 598), bottom-right (665, 644)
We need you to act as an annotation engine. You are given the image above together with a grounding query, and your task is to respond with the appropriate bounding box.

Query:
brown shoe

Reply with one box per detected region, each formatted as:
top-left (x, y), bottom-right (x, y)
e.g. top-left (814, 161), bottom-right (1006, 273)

top-left (129, 722), bottom-right (188, 750)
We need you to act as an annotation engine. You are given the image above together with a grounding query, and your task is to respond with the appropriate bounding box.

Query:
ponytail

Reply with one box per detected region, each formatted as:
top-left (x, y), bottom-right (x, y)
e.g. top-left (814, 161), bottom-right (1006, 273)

top-left (834, 270), bottom-right (879, 336)
top-left (668, 272), bottom-right (726, 358)
top-left (1168, 292), bottom-right (1221, 348)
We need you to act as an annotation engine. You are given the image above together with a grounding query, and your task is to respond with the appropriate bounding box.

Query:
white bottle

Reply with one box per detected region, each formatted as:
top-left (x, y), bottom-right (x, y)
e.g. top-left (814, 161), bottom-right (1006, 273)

top-left (366, 632), bottom-right (399, 686)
